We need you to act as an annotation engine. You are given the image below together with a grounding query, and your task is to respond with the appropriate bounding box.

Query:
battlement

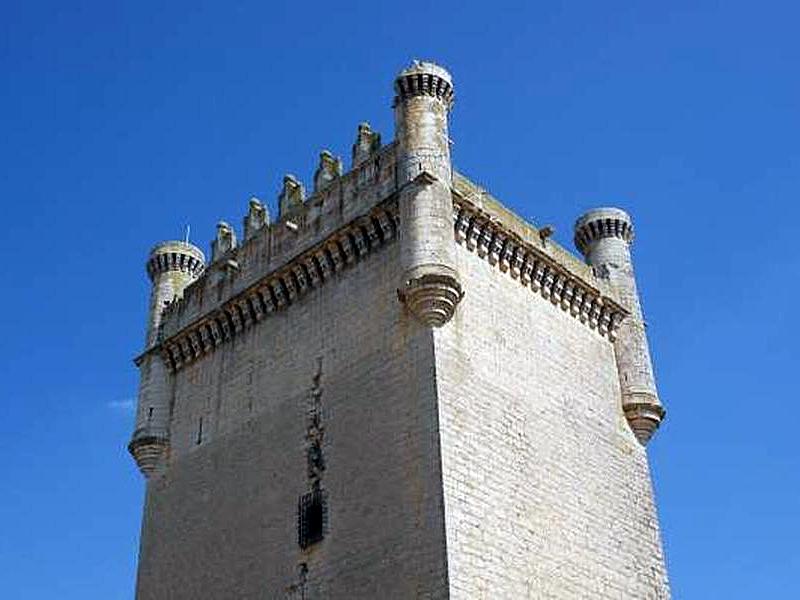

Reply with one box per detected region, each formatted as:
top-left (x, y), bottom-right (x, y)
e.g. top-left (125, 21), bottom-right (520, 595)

top-left (142, 160), bottom-right (629, 373)
top-left (146, 241), bottom-right (205, 281)
top-left (157, 135), bottom-right (399, 343)
top-left (394, 61), bottom-right (455, 109)
top-left (159, 199), bottom-right (399, 372)
top-left (574, 207), bottom-right (635, 256)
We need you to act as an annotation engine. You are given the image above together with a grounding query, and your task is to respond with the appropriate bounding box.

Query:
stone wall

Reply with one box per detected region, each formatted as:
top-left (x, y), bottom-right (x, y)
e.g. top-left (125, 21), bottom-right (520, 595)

top-left (134, 164), bottom-right (668, 598)
top-left (433, 239), bottom-right (670, 598)
top-left (136, 241), bottom-right (451, 599)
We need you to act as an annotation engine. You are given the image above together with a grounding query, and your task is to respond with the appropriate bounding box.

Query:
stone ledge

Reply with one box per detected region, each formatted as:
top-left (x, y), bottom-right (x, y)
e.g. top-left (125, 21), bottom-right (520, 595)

top-left (453, 195), bottom-right (627, 341)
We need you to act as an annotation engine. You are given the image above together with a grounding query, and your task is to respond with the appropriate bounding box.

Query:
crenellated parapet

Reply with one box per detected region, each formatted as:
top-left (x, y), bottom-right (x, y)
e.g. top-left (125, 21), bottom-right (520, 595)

top-left (574, 207), bottom-right (635, 259)
top-left (158, 200), bottom-right (399, 373)
top-left (146, 241), bottom-right (205, 283)
top-left (158, 139), bottom-right (398, 339)
top-left (147, 165), bottom-right (633, 381)
top-left (393, 61), bottom-right (455, 110)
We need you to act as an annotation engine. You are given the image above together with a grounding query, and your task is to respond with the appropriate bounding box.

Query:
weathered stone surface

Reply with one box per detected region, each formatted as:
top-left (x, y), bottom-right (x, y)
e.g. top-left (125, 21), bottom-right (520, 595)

top-left (395, 62), bottom-right (462, 327)
top-left (243, 197), bottom-right (269, 241)
top-left (136, 243), bottom-right (451, 599)
top-left (351, 122), bottom-right (381, 167)
top-left (435, 243), bottom-right (669, 598)
top-left (313, 150), bottom-right (343, 192)
top-left (129, 61), bottom-right (669, 599)
top-left (575, 208), bottom-right (665, 444)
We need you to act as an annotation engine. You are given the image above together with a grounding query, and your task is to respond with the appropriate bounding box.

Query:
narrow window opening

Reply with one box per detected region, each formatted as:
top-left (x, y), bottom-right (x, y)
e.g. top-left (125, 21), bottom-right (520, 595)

top-left (196, 417), bottom-right (203, 445)
top-left (298, 487), bottom-right (327, 549)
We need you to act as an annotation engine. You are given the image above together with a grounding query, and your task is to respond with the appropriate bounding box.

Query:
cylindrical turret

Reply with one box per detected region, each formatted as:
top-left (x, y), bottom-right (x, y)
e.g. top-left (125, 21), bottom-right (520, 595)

top-left (574, 208), bottom-right (665, 444)
top-left (144, 241), bottom-right (205, 348)
top-left (394, 61), bottom-right (462, 326)
top-left (130, 240), bottom-right (205, 477)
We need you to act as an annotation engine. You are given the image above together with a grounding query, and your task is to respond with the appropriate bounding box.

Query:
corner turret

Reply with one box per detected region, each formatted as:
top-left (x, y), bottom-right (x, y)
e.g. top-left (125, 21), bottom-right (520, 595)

top-left (143, 241), bottom-right (205, 347)
top-left (574, 208), bottom-right (665, 444)
top-left (130, 240), bottom-right (205, 477)
top-left (394, 61), bottom-right (463, 326)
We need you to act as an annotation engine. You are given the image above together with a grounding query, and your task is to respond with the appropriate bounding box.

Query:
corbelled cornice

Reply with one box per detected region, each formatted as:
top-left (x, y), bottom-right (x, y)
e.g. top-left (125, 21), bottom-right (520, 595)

top-left (139, 184), bottom-right (627, 374)
top-left (452, 194), bottom-right (627, 341)
top-left (155, 201), bottom-right (399, 373)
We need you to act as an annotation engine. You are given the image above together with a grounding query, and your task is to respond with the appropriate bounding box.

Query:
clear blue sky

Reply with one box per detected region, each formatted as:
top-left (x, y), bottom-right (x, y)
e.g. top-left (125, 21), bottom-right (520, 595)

top-left (1, 1), bottom-right (797, 598)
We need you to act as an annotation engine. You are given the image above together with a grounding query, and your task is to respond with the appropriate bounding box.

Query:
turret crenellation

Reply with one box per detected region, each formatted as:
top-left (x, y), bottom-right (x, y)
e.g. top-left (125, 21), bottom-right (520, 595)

top-left (393, 60), bottom-right (455, 109)
top-left (146, 241), bottom-right (205, 282)
top-left (573, 207), bottom-right (635, 258)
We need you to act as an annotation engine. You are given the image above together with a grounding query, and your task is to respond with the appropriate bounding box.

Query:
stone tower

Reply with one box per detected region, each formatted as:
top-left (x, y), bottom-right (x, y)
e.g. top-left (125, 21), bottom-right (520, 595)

top-left (130, 241), bottom-right (204, 476)
top-left (129, 61), bottom-right (670, 599)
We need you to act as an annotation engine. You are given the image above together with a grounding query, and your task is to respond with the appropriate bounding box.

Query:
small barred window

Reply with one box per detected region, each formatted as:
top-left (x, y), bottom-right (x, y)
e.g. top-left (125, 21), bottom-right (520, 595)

top-left (297, 488), bottom-right (327, 549)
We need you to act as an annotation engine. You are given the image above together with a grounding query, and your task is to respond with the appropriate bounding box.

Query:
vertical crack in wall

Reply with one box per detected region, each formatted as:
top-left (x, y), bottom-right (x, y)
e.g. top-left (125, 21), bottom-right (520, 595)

top-left (291, 357), bottom-right (328, 597)
top-left (284, 562), bottom-right (308, 600)
top-left (306, 357), bottom-right (326, 487)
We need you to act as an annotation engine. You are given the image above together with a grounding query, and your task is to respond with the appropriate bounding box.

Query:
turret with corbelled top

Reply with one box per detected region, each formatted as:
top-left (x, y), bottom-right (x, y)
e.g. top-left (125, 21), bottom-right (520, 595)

top-left (129, 240), bottom-right (204, 476)
top-left (394, 60), bottom-right (463, 326)
top-left (574, 207), bottom-right (665, 444)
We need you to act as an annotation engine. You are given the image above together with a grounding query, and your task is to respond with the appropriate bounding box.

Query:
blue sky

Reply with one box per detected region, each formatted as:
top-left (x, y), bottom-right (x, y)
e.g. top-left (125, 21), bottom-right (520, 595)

top-left (1, 1), bottom-right (798, 598)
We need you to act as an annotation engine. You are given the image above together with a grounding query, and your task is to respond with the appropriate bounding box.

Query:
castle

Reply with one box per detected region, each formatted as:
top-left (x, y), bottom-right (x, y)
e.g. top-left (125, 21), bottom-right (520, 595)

top-left (129, 61), bottom-right (670, 599)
